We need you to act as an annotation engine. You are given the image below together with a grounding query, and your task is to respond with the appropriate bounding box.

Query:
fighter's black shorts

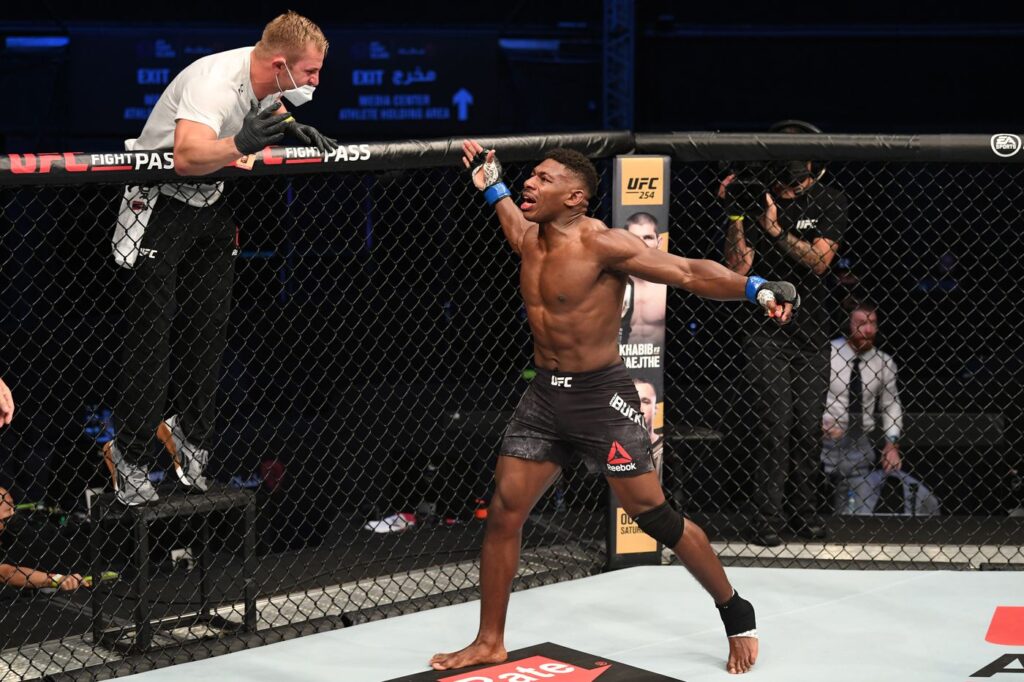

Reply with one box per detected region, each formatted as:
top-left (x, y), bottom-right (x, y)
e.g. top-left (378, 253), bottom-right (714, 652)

top-left (500, 362), bottom-right (655, 477)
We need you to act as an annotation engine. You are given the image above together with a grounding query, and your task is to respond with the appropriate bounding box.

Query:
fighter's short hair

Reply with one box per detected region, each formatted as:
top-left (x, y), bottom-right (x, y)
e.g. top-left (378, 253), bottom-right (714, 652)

top-left (544, 148), bottom-right (599, 199)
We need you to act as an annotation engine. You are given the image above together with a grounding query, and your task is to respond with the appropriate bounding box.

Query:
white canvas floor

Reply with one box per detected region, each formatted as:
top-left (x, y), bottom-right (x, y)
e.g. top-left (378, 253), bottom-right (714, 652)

top-left (119, 565), bottom-right (1023, 681)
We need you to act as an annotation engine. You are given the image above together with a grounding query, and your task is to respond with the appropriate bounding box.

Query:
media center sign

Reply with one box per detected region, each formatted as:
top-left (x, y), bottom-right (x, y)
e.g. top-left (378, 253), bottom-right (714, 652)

top-left (338, 35), bottom-right (496, 132)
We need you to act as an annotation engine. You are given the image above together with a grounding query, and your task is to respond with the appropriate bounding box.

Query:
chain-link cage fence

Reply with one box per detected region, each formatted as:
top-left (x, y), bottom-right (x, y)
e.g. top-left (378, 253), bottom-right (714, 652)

top-left (651, 133), bottom-right (1024, 570)
top-left (0, 132), bottom-right (1022, 679)
top-left (0, 135), bottom-right (628, 680)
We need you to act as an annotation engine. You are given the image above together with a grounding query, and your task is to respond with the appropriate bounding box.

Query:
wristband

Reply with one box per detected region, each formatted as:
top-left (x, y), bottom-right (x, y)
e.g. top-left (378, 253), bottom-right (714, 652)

top-left (483, 182), bottom-right (511, 206)
top-left (49, 573), bottom-right (64, 588)
top-left (745, 276), bottom-right (767, 303)
top-left (727, 215), bottom-right (744, 222)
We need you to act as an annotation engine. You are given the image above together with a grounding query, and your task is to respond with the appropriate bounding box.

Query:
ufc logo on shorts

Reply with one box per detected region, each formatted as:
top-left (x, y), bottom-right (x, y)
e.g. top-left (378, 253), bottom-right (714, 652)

top-left (551, 376), bottom-right (573, 388)
top-left (138, 248), bottom-right (158, 259)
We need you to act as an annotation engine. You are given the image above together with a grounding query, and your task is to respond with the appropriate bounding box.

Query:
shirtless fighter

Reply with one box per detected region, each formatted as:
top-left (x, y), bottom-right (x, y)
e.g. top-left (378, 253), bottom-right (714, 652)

top-left (431, 140), bottom-right (800, 675)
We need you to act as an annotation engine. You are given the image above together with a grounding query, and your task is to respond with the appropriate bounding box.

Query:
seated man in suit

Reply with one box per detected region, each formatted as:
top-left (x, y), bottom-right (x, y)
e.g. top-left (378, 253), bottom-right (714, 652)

top-left (821, 302), bottom-right (939, 515)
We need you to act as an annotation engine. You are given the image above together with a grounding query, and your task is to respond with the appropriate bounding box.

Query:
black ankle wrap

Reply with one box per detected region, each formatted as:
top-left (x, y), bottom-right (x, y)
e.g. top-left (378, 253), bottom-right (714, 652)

top-left (716, 591), bottom-right (757, 637)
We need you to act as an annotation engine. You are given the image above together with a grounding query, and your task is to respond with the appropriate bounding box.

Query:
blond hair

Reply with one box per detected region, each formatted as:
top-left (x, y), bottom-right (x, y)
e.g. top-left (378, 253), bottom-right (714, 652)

top-left (255, 11), bottom-right (328, 60)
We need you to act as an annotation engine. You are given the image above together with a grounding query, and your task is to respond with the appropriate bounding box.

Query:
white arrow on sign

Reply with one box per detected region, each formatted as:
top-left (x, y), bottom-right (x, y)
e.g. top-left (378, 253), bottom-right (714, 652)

top-left (452, 88), bottom-right (474, 121)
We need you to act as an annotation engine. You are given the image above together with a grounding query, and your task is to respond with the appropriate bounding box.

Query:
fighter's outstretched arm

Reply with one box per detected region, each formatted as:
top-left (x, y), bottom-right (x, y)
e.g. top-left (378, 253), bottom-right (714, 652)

top-left (462, 139), bottom-right (536, 255)
top-left (591, 227), bottom-right (797, 322)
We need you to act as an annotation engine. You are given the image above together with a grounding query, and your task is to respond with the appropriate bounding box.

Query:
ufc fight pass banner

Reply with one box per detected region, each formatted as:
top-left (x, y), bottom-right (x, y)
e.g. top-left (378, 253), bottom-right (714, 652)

top-left (606, 156), bottom-right (671, 569)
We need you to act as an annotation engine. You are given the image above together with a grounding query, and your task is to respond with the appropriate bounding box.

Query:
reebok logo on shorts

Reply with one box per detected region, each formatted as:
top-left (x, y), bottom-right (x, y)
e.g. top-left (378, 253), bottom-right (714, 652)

top-left (609, 393), bottom-right (644, 428)
top-left (606, 441), bottom-right (637, 472)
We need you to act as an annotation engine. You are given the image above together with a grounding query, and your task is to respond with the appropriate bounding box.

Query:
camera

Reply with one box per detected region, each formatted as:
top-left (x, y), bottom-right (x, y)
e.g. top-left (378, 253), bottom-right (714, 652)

top-left (722, 161), bottom-right (776, 217)
top-left (722, 159), bottom-right (817, 217)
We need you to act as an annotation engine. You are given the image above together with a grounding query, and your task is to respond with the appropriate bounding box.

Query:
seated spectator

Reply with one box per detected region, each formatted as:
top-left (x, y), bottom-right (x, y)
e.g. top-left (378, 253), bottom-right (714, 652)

top-left (821, 303), bottom-right (940, 516)
top-left (0, 487), bottom-right (87, 590)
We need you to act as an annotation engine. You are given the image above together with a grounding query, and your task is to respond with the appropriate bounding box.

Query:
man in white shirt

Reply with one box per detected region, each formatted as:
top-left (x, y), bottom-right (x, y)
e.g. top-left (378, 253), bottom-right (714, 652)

top-left (105, 11), bottom-right (336, 506)
top-left (822, 302), bottom-right (939, 515)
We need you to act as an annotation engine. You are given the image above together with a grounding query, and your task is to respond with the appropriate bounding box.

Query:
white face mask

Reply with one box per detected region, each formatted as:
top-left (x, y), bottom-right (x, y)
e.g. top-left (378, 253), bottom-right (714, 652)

top-left (276, 60), bottom-right (315, 107)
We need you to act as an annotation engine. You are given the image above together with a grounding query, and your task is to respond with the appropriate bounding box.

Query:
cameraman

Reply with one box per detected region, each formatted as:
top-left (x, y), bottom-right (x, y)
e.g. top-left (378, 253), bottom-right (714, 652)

top-left (721, 120), bottom-right (849, 546)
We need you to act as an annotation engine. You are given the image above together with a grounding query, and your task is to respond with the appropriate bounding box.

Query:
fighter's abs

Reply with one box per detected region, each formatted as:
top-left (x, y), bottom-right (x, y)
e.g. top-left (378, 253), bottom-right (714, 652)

top-left (519, 251), bottom-right (625, 368)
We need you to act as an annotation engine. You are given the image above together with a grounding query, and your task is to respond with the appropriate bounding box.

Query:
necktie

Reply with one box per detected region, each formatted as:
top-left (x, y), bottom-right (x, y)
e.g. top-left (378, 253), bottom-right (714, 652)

top-left (848, 356), bottom-right (863, 438)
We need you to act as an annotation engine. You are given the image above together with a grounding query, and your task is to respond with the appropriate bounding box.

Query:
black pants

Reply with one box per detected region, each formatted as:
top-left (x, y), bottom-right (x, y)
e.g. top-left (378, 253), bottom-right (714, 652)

top-left (743, 335), bottom-right (828, 531)
top-left (114, 197), bottom-right (236, 463)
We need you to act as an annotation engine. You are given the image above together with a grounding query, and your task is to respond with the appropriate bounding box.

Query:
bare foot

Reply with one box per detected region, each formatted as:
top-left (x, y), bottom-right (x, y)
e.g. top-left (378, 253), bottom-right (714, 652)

top-left (430, 641), bottom-right (508, 671)
top-left (726, 636), bottom-right (758, 674)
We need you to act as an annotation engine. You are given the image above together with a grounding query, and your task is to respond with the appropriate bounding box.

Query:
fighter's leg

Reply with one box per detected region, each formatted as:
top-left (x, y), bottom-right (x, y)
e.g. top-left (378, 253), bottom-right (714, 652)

top-left (430, 455), bottom-right (562, 671)
top-left (607, 472), bottom-right (759, 675)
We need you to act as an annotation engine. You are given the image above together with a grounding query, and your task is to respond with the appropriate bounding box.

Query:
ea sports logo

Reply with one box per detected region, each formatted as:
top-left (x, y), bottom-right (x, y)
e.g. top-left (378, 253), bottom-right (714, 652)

top-left (990, 134), bottom-right (1022, 158)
